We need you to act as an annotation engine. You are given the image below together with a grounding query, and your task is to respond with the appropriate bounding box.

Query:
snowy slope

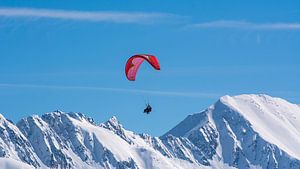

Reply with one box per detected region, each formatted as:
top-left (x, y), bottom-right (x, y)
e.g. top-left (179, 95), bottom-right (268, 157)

top-left (0, 94), bottom-right (300, 169)
top-left (165, 94), bottom-right (300, 169)
top-left (0, 158), bottom-right (34, 169)
top-left (0, 114), bottom-right (42, 168)
top-left (220, 94), bottom-right (300, 159)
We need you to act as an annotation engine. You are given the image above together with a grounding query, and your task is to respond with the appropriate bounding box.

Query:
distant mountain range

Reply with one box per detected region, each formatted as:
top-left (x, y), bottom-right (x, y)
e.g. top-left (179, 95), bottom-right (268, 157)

top-left (1, 94), bottom-right (300, 169)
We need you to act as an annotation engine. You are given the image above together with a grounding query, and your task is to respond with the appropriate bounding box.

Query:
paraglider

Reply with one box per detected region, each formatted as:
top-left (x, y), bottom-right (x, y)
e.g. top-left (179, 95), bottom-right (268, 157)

top-left (125, 54), bottom-right (160, 81)
top-left (125, 54), bottom-right (160, 114)
top-left (143, 103), bottom-right (152, 114)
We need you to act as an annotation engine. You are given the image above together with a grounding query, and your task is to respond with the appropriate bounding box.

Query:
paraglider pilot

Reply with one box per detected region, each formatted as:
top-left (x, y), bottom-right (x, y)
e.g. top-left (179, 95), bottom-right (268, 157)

top-left (144, 103), bottom-right (152, 114)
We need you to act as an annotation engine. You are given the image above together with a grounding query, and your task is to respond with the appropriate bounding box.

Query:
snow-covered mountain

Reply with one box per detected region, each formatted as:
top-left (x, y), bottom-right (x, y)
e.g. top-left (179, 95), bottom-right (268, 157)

top-left (1, 94), bottom-right (300, 169)
top-left (164, 94), bottom-right (300, 169)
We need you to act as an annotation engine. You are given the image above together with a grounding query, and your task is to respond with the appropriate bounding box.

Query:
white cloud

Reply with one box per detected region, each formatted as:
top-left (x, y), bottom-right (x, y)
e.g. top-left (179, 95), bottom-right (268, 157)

top-left (0, 83), bottom-right (219, 98)
top-left (191, 20), bottom-right (300, 30)
top-left (0, 7), bottom-right (173, 23)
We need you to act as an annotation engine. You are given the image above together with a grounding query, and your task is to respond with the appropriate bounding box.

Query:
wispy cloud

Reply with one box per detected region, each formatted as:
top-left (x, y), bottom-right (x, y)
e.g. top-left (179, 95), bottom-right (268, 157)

top-left (0, 83), bottom-right (220, 98)
top-left (0, 7), bottom-right (173, 24)
top-left (191, 20), bottom-right (300, 30)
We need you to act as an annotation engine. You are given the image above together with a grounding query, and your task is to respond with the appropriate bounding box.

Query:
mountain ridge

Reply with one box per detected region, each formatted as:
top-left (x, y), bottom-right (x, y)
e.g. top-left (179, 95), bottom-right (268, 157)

top-left (1, 94), bottom-right (300, 169)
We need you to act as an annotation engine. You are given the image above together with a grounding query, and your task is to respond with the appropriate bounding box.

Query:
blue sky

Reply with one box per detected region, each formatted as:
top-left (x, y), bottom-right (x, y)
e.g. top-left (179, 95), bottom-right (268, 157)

top-left (0, 0), bottom-right (300, 136)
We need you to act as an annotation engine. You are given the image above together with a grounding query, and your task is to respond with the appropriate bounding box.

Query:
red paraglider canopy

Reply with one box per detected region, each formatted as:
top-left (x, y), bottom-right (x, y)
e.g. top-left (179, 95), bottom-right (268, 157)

top-left (125, 54), bottom-right (160, 81)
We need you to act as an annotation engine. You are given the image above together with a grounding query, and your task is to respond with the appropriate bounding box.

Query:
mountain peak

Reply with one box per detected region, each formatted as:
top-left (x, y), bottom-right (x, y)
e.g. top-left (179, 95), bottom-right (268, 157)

top-left (219, 94), bottom-right (274, 104)
top-left (101, 115), bottom-right (122, 128)
top-left (163, 94), bottom-right (300, 168)
top-left (108, 115), bottom-right (119, 125)
top-left (217, 94), bottom-right (300, 159)
top-left (0, 113), bottom-right (5, 120)
top-left (100, 116), bottom-right (123, 132)
top-left (0, 114), bottom-right (7, 125)
top-left (100, 116), bottom-right (134, 144)
top-left (42, 111), bottom-right (96, 125)
top-left (0, 113), bottom-right (17, 128)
